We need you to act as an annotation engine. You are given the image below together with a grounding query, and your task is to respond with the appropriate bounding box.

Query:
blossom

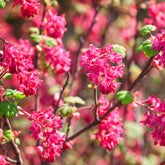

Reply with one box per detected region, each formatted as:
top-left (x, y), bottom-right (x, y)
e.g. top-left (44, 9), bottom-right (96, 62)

top-left (1, 40), bottom-right (41, 96)
top-left (42, 11), bottom-right (67, 40)
top-left (151, 30), bottom-right (165, 68)
top-left (95, 95), bottom-right (123, 151)
top-left (13, 0), bottom-right (40, 18)
top-left (29, 107), bottom-right (66, 162)
top-left (81, 44), bottom-right (124, 94)
top-left (44, 46), bottom-right (71, 74)
top-left (0, 155), bottom-right (9, 165)
top-left (144, 2), bottom-right (165, 30)
top-left (140, 95), bottom-right (165, 146)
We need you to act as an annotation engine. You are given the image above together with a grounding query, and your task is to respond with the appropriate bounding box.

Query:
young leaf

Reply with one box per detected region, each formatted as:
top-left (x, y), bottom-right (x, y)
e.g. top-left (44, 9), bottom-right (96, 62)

top-left (4, 89), bottom-right (25, 99)
top-left (137, 40), bottom-right (158, 57)
top-left (64, 96), bottom-right (85, 105)
top-left (112, 44), bottom-right (126, 57)
top-left (29, 27), bottom-right (39, 34)
top-left (141, 25), bottom-right (156, 36)
top-left (0, 100), bottom-right (18, 118)
top-left (30, 34), bottom-right (42, 43)
top-left (0, 0), bottom-right (6, 9)
top-left (45, 37), bottom-right (57, 47)
top-left (3, 73), bottom-right (13, 80)
top-left (3, 130), bottom-right (14, 142)
top-left (116, 91), bottom-right (134, 105)
top-left (59, 104), bottom-right (73, 117)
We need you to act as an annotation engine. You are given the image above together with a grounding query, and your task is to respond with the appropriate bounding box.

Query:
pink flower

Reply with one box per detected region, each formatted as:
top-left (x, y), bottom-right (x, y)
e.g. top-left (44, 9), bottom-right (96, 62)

top-left (144, 2), bottom-right (165, 30)
top-left (1, 40), bottom-right (41, 96)
top-left (29, 122), bottom-right (43, 140)
top-left (44, 46), bottom-right (71, 74)
top-left (95, 95), bottom-right (123, 151)
top-left (13, 0), bottom-right (40, 18)
top-left (81, 44), bottom-right (124, 94)
top-left (29, 107), bottom-right (66, 162)
top-left (42, 11), bottom-right (67, 39)
top-left (140, 95), bottom-right (165, 146)
top-left (0, 155), bottom-right (9, 165)
top-left (151, 30), bottom-right (165, 68)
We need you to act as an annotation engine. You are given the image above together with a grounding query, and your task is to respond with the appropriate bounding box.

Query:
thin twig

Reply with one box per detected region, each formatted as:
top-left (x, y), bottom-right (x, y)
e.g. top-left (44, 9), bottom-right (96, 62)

top-left (93, 88), bottom-right (99, 122)
top-left (34, 3), bottom-right (47, 111)
top-left (54, 72), bottom-right (70, 114)
top-left (5, 117), bottom-right (23, 165)
top-left (128, 56), bottom-right (154, 91)
top-left (65, 55), bottom-right (155, 142)
top-left (69, 5), bottom-right (101, 95)
top-left (6, 157), bottom-right (18, 164)
top-left (66, 117), bottom-right (72, 139)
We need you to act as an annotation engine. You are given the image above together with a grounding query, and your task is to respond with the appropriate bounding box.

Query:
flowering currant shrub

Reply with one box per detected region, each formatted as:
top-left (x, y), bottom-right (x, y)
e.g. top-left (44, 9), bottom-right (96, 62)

top-left (1, 0), bottom-right (165, 165)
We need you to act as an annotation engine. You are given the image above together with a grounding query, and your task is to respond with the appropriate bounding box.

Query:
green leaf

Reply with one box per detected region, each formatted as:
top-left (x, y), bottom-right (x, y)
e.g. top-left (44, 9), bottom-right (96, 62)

top-left (0, 100), bottom-right (18, 118)
top-left (64, 96), bottom-right (85, 105)
top-left (141, 25), bottom-right (156, 36)
top-left (116, 91), bottom-right (134, 105)
top-left (45, 37), bottom-right (57, 47)
top-left (3, 73), bottom-right (13, 80)
top-left (137, 40), bottom-right (158, 57)
top-left (29, 27), bottom-right (39, 34)
top-left (137, 42), bottom-right (143, 53)
top-left (4, 89), bottom-right (25, 99)
top-left (30, 34), bottom-right (42, 43)
top-left (0, 0), bottom-right (6, 9)
top-left (112, 44), bottom-right (126, 57)
top-left (59, 104), bottom-right (73, 117)
top-left (3, 130), bottom-right (13, 142)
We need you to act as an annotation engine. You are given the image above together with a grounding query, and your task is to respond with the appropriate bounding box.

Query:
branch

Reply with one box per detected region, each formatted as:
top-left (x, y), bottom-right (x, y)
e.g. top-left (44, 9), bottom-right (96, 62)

top-left (54, 72), bottom-right (70, 114)
top-left (128, 56), bottom-right (154, 91)
top-left (65, 55), bottom-right (155, 142)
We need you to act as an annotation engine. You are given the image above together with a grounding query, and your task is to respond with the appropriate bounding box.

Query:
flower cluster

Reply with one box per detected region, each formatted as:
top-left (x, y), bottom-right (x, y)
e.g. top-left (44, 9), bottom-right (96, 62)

top-left (0, 155), bottom-right (8, 165)
top-left (95, 95), bottom-right (123, 150)
top-left (144, 2), bottom-right (165, 30)
top-left (151, 30), bottom-right (165, 68)
top-left (13, 0), bottom-right (40, 18)
top-left (42, 11), bottom-right (67, 42)
top-left (81, 44), bottom-right (124, 94)
top-left (1, 40), bottom-right (41, 96)
top-left (140, 95), bottom-right (165, 146)
top-left (44, 45), bottom-right (71, 74)
top-left (29, 107), bottom-right (66, 162)
top-left (42, 10), bottom-right (71, 74)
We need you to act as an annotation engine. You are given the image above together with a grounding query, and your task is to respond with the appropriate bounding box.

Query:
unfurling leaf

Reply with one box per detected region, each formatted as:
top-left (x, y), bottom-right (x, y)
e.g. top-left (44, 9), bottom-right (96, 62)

top-left (116, 91), bottom-right (134, 105)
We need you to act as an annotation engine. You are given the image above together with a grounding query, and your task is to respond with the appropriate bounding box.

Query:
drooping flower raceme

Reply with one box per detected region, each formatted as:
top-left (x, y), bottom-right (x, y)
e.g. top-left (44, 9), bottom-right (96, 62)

top-left (13, 0), bottom-right (40, 18)
top-left (29, 107), bottom-right (66, 162)
top-left (140, 95), bottom-right (165, 146)
top-left (44, 45), bottom-right (71, 74)
top-left (144, 2), bottom-right (165, 30)
top-left (151, 30), bottom-right (165, 68)
top-left (1, 40), bottom-right (41, 96)
top-left (41, 10), bottom-right (71, 74)
top-left (95, 95), bottom-right (123, 150)
top-left (81, 44), bottom-right (124, 94)
top-left (42, 11), bottom-right (67, 41)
